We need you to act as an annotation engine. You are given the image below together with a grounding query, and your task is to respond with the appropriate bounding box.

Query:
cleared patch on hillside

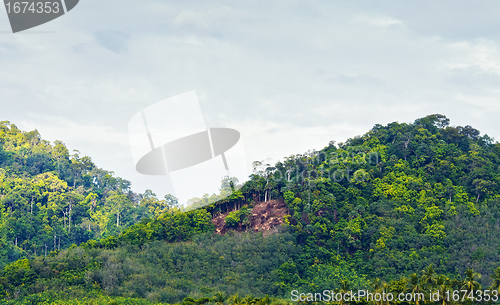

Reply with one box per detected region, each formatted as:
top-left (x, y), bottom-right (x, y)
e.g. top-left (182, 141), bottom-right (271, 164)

top-left (212, 199), bottom-right (289, 235)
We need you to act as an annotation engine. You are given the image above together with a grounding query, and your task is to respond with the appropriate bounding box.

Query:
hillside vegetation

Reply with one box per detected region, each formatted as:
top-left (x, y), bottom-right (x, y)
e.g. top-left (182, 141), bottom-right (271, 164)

top-left (0, 121), bottom-right (178, 267)
top-left (3, 114), bottom-right (500, 304)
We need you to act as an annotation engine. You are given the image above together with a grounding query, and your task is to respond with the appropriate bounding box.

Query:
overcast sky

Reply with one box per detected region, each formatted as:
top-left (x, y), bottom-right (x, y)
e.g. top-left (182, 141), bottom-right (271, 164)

top-left (1, 0), bottom-right (500, 201)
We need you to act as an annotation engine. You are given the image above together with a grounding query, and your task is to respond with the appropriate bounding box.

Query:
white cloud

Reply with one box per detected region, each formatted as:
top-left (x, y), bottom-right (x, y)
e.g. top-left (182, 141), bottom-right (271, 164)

top-left (445, 40), bottom-right (500, 75)
top-left (455, 93), bottom-right (500, 112)
top-left (173, 6), bottom-right (243, 28)
top-left (355, 15), bottom-right (403, 27)
top-left (19, 115), bottom-right (129, 146)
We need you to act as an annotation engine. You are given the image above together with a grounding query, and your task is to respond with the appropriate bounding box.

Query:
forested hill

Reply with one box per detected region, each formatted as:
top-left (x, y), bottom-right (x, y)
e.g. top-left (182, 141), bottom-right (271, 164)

top-left (0, 121), bottom-right (176, 268)
top-left (266, 113), bottom-right (500, 279)
top-left (4, 114), bottom-right (500, 304)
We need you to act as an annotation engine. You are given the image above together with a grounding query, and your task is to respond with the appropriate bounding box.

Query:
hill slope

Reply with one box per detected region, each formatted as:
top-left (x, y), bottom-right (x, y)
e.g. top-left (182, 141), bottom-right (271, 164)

top-left (3, 114), bottom-right (500, 303)
top-left (0, 122), bottom-right (174, 268)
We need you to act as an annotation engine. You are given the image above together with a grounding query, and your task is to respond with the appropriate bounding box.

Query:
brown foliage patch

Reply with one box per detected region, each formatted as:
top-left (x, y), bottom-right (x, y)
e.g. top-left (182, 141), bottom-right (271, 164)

top-left (212, 199), bottom-right (289, 236)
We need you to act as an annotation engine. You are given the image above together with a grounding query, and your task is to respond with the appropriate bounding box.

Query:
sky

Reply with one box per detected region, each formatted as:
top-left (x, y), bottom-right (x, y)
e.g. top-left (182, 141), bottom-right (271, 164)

top-left (1, 0), bottom-right (500, 202)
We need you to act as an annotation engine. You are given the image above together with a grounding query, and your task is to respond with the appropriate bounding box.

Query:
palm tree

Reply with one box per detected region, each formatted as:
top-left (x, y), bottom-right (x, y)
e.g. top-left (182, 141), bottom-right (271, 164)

top-left (436, 274), bottom-right (452, 305)
top-left (420, 264), bottom-right (437, 290)
top-left (212, 292), bottom-right (227, 305)
top-left (228, 293), bottom-right (243, 305)
top-left (370, 278), bottom-right (383, 305)
top-left (461, 268), bottom-right (481, 293)
top-left (461, 268), bottom-right (481, 305)
top-left (407, 273), bottom-right (424, 305)
top-left (371, 278), bottom-right (382, 291)
top-left (196, 297), bottom-right (212, 305)
top-left (380, 281), bottom-right (391, 305)
top-left (255, 295), bottom-right (273, 305)
top-left (337, 279), bottom-right (351, 305)
top-left (243, 295), bottom-right (256, 305)
top-left (491, 267), bottom-right (500, 292)
top-left (182, 297), bottom-right (198, 305)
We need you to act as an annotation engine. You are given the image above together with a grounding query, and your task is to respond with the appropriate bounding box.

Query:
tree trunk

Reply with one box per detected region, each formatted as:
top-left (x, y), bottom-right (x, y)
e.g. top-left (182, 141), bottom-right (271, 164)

top-left (68, 204), bottom-right (72, 233)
